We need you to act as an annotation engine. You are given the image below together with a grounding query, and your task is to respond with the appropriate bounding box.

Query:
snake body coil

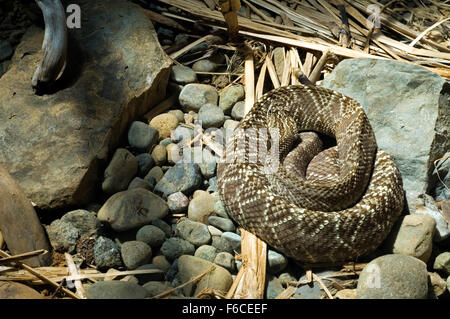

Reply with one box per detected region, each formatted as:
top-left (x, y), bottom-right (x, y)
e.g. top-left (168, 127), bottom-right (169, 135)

top-left (217, 85), bottom-right (404, 263)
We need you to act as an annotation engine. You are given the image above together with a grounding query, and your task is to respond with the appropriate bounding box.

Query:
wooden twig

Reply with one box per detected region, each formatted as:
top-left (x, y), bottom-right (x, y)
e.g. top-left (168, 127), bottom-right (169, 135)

top-left (0, 249), bottom-right (47, 265)
top-left (265, 55), bottom-right (281, 89)
top-left (0, 249), bottom-right (79, 299)
top-left (409, 17), bottom-right (450, 47)
top-left (309, 50), bottom-right (331, 84)
top-left (244, 50), bottom-right (255, 116)
top-left (64, 253), bottom-right (86, 299)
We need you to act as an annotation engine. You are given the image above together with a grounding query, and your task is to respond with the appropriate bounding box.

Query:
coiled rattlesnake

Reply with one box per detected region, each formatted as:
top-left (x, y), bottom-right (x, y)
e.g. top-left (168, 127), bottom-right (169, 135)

top-left (217, 84), bottom-right (404, 263)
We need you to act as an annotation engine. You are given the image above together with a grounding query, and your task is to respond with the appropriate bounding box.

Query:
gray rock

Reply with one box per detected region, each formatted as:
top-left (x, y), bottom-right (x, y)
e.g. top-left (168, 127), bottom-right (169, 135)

top-left (171, 125), bottom-right (195, 143)
top-left (179, 84), bottom-right (219, 112)
top-left (151, 145), bottom-right (167, 166)
top-left (136, 225), bottom-right (166, 247)
top-left (223, 119), bottom-right (240, 131)
top-left (161, 238), bottom-right (195, 261)
top-left (159, 137), bottom-right (172, 147)
top-left (0, 40), bottom-right (13, 62)
top-left (198, 104), bottom-right (225, 129)
top-left (149, 113), bottom-right (179, 141)
top-left (176, 218), bottom-right (212, 246)
top-left (211, 236), bottom-right (234, 254)
top-left (170, 65), bottom-right (197, 84)
top-left (145, 166), bottom-right (164, 185)
top-left (207, 177), bottom-right (218, 193)
top-left (383, 214), bottom-right (435, 262)
top-left (127, 121), bottom-right (159, 152)
top-left (208, 216), bottom-right (236, 232)
top-left (414, 193), bottom-right (450, 241)
top-left (221, 232), bottom-right (241, 252)
top-left (208, 225), bottom-right (223, 237)
top-left (198, 148), bottom-right (218, 179)
top-left (168, 109), bottom-right (185, 123)
top-left (0, 1), bottom-right (171, 210)
top-left (188, 191), bottom-right (217, 223)
top-left (219, 84), bottom-right (245, 114)
top-left (266, 275), bottom-right (284, 299)
top-left (214, 200), bottom-right (230, 219)
top-left (322, 59), bottom-right (449, 213)
top-left (267, 250), bottom-right (288, 274)
top-left (93, 236), bottom-right (123, 269)
top-left (429, 272), bottom-right (447, 298)
top-left (192, 59), bottom-right (218, 72)
top-left (167, 191), bottom-right (190, 213)
top-left (151, 219), bottom-right (172, 237)
top-left (46, 220), bottom-right (79, 253)
top-left (128, 177), bottom-right (153, 191)
top-left (152, 255), bottom-right (172, 272)
top-left (231, 101), bottom-right (246, 120)
top-left (177, 255), bottom-right (233, 296)
top-left (214, 252), bottom-right (235, 272)
top-left (194, 245), bottom-right (218, 262)
top-left (97, 188), bottom-right (168, 232)
top-left (154, 163), bottom-right (203, 198)
top-left (102, 148), bottom-right (138, 195)
top-left (121, 241), bottom-right (152, 270)
top-left (356, 254), bottom-right (428, 299)
top-left (86, 281), bottom-right (148, 299)
top-left (433, 252), bottom-right (450, 275)
top-left (136, 153), bottom-right (154, 177)
top-left (143, 281), bottom-right (172, 297)
top-left (60, 209), bottom-right (101, 237)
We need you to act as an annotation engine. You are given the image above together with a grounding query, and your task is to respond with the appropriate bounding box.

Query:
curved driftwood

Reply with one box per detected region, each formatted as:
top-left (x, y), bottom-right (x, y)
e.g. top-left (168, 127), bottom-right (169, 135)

top-left (32, 0), bottom-right (68, 93)
top-left (0, 165), bottom-right (52, 267)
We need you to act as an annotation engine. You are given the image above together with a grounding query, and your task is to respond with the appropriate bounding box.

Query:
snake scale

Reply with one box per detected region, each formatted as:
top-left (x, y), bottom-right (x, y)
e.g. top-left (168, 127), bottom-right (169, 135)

top-left (217, 84), bottom-right (404, 263)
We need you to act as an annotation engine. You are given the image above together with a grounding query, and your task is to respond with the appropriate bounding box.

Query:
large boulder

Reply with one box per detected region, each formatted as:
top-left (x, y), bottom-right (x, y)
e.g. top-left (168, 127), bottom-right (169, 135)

top-left (322, 59), bottom-right (449, 212)
top-left (0, 165), bottom-right (52, 267)
top-left (0, 0), bottom-right (171, 210)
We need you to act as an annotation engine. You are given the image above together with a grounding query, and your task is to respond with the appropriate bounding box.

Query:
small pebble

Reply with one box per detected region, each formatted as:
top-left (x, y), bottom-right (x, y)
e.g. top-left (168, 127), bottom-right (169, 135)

top-left (170, 65), bottom-right (197, 84)
top-left (127, 177), bottom-right (153, 191)
top-left (231, 101), bottom-right (246, 120)
top-left (211, 236), bottom-right (234, 254)
top-left (149, 113), bottom-right (179, 140)
top-left (194, 245), bottom-right (218, 262)
top-left (151, 145), bottom-right (167, 166)
top-left (171, 125), bottom-right (194, 143)
top-left (136, 153), bottom-right (154, 177)
top-left (208, 225), bottom-right (223, 237)
top-left (192, 59), bottom-right (218, 72)
top-left (219, 84), bottom-right (245, 114)
top-left (152, 255), bottom-right (171, 272)
top-left (136, 225), bottom-right (166, 247)
top-left (214, 200), bottom-right (229, 219)
top-left (127, 121), bottom-right (159, 152)
top-left (198, 104), bottom-right (225, 129)
top-left (121, 241), bottom-right (152, 270)
top-left (433, 252), bottom-right (450, 275)
top-left (168, 109), bottom-right (185, 122)
top-left (144, 166), bottom-right (164, 185)
top-left (102, 148), bottom-right (138, 195)
top-left (208, 216), bottom-right (236, 232)
top-left (214, 252), bottom-right (235, 272)
top-left (179, 83), bottom-right (218, 112)
top-left (161, 237), bottom-right (195, 261)
top-left (267, 250), bottom-right (288, 274)
top-left (176, 218), bottom-right (212, 246)
top-left (221, 232), bottom-right (241, 252)
top-left (188, 191), bottom-right (217, 223)
top-left (167, 191), bottom-right (190, 213)
top-left (154, 163), bottom-right (203, 199)
top-left (151, 219), bottom-right (172, 237)
top-left (93, 236), bottom-right (123, 269)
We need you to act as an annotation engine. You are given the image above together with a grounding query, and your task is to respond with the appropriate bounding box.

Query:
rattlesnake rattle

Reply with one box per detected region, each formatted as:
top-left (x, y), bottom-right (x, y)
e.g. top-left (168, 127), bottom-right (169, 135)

top-left (217, 84), bottom-right (404, 263)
